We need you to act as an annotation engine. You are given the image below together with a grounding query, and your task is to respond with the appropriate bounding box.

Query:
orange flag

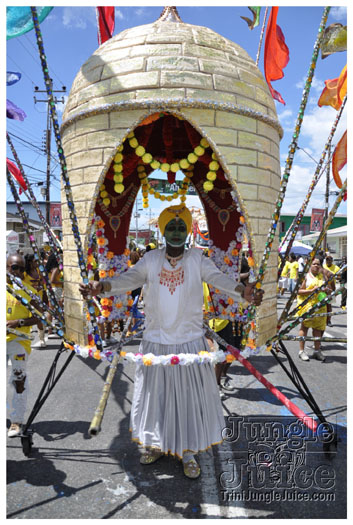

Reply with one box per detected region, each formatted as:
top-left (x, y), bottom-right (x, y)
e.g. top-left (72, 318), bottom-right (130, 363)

top-left (332, 130), bottom-right (347, 200)
top-left (264, 7), bottom-right (289, 105)
top-left (318, 65), bottom-right (347, 110)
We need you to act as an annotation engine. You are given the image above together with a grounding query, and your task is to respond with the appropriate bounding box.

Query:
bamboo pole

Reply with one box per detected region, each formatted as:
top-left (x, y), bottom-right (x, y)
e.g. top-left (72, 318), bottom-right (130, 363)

top-left (88, 321), bottom-right (131, 436)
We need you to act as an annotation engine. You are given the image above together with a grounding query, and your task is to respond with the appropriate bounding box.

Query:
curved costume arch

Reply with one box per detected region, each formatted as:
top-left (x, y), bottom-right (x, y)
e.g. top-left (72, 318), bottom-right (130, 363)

top-left (92, 111), bottom-right (252, 255)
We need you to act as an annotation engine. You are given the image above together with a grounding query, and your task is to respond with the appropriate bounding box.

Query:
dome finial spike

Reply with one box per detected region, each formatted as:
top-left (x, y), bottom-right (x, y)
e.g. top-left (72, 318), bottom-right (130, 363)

top-left (157, 6), bottom-right (183, 22)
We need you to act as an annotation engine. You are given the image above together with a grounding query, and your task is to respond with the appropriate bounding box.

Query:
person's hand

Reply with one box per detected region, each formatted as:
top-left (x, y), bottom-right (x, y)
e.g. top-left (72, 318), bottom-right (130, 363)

top-left (79, 281), bottom-right (102, 299)
top-left (243, 282), bottom-right (264, 305)
top-left (7, 319), bottom-right (21, 329)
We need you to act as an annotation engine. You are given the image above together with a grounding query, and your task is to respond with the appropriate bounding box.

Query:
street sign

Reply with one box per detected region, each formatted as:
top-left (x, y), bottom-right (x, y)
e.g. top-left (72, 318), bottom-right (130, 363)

top-left (148, 178), bottom-right (197, 195)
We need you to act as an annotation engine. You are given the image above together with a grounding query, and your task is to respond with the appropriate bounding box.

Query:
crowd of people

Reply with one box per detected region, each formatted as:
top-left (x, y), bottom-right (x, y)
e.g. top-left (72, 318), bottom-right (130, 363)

top-left (278, 250), bottom-right (347, 363)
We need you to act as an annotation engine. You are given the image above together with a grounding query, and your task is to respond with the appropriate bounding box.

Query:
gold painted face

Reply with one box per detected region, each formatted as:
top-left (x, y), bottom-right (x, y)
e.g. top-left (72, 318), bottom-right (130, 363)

top-left (164, 218), bottom-right (188, 248)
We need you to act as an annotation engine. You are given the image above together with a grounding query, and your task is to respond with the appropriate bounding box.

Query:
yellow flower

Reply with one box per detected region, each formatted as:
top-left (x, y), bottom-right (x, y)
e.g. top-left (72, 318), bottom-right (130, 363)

top-left (135, 145), bottom-right (146, 157)
top-left (187, 153), bottom-right (198, 164)
top-left (102, 310), bottom-right (110, 318)
top-left (97, 237), bottom-right (106, 246)
top-left (231, 249), bottom-right (239, 256)
top-left (127, 299), bottom-right (134, 307)
top-left (123, 249), bottom-right (130, 256)
top-left (198, 351), bottom-right (210, 357)
top-left (99, 270), bottom-right (107, 279)
top-left (114, 152), bottom-right (123, 163)
top-left (101, 297), bottom-right (109, 306)
top-left (120, 351), bottom-right (126, 357)
top-left (142, 153), bottom-right (153, 164)
top-left (227, 297), bottom-right (234, 305)
top-left (94, 350), bottom-right (101, 360)
top-left (115, 302), bottom-right (123, 309)
top-left (108, 269), bottom-right (115, 277)
top-left (86, 312), bottom-right (91, 321)
top-left (224, 256), bottom-right (230, 264)
top-left (107, 251), bottom-right (114, 259)
top-left (170, 162), bottom-right (180, 172)
top-left (206, 171), bottom-right (217, 181)
top-left (87, 254), bottom-right (94, 263)
top-left (179, 158), bottom-right (190, 170)
top-left (161, 163), bottom-right (170, 172)
top-left (226, 354), bottom-right (236, 363)
top-left (129, 137), bottom-right (138, 148)
top-left (114, 183), bottom-right (125, 194)
top-left (248, 257), bottom-right (255, 267)
top-left (143, 357), bottom-right (153, 366)
top-left (97, 219), bottom-right (105, 228)
top-left (194, 145), bottom-right (205, 157)
top-left (203, 181), bottom-right (214, 192)
top-left (151, 160), bottom-right (160, 169)
top-left (103, 198), bottom-right (110, 207)
top-left (113, 163), bottom-right (123, 173)
top-left (239, 216), bottom-right (245, 224)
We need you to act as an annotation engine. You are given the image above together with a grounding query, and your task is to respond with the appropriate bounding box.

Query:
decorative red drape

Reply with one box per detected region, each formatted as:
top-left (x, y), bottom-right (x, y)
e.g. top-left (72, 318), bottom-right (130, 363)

top-left (7, 158), bottom-right (27, 194)
top-left (264, 7), bottom-right (289, 105)
top-left (96, 7), bottom-right (115, 45)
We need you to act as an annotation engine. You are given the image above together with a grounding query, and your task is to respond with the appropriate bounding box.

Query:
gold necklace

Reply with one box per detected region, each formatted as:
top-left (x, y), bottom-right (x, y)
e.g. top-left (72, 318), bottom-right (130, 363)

top-left (195, 181), bottom-right (237, 232)
top-left (97, 185), bottom-right (138, 238)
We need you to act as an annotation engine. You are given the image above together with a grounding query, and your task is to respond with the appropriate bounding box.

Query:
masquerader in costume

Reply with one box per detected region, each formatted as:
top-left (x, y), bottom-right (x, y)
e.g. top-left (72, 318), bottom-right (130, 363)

top-left (6, 254), bottom-right (43, 437)
top-left (296, 257), bottom-right (333, 363)
top-left (80, 205), bottom-right (263, 479)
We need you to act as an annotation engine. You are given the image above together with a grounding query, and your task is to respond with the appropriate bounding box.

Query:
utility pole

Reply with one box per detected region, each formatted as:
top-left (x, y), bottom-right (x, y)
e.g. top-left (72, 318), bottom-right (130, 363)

top-left (134, 198), bottom-right (142, 243)
top-left (34, 80), bottom-right (66, 224)
top-left (323, 144), bottom-right (331, 253)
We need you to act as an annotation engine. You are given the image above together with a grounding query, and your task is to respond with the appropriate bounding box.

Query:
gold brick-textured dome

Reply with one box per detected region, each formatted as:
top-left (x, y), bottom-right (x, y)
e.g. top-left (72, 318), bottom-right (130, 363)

top-left (61, 8), bottom-right (282, 347)
top-left (62, 7), bottom-right (279, 129)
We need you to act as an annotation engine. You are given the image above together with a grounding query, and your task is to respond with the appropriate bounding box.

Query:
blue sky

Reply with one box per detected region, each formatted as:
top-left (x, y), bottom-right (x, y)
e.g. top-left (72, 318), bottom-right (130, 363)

top-left (5, 3), bottom-right (348, 229)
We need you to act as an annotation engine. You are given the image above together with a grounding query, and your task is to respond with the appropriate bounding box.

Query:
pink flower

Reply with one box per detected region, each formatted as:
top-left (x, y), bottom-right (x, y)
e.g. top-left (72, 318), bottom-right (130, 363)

top-left (171, 355), bottom-right (179, 365)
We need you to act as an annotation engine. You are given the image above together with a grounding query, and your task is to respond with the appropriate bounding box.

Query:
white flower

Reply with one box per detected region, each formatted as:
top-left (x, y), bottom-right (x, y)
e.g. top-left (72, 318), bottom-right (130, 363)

top-left (80, 346), bottom-right (89, 358)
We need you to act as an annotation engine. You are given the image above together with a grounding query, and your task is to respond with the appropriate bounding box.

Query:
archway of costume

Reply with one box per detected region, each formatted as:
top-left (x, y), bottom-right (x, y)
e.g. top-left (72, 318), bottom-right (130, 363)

top-left (86, 111), bottom-right (254, 353)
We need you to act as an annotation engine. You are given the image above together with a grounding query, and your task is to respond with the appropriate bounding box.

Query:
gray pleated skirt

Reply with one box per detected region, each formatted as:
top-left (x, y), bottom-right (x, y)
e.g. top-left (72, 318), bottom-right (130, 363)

top-left (130, 336), bottom-right (225, 458)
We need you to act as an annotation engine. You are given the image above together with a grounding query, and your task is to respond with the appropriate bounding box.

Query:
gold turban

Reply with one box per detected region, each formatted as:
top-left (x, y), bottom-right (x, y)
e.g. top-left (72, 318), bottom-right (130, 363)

top-left (158, 205), bottom-right (192, 236)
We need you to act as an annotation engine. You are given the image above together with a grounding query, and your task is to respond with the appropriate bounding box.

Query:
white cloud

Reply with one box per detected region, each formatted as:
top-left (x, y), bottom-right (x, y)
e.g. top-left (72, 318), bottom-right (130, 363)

top-left (62, 7), bottom-right (96, 30)
top-left (329, 7), bottom-right (347, 22)
top-left (135, 8), bottom-right (146, 17)
top-left (295, 75), bottom-right (324, 94)
top-left (299, 105), bottom-right (346, 160)
top-left (116, 9), bottom-right (124, 20)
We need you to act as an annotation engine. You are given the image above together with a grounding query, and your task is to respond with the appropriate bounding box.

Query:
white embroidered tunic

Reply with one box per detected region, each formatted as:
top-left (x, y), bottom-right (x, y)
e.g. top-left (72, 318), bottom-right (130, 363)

top-left (101, 247), bottom-right (243, 457)
top-left (102, 247), bottom-right (242, 344)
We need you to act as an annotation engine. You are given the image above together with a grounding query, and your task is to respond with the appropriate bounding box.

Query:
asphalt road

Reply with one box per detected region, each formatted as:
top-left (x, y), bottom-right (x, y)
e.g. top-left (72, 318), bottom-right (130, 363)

top-left (6, 298), bottom-right (347, 519)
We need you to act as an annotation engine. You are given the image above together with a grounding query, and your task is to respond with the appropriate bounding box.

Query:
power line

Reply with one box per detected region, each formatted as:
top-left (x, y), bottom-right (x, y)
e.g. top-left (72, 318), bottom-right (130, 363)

top-left (7, 53), bottom-right (36, 86)
top-left (7, 131), bottom-right (45, 154)
top-left (24, 34), bottom-right (66, 87)
top-left (6, 125), bottom-right (42, 147)
top-left (16, 37), bottom-right (44, 74)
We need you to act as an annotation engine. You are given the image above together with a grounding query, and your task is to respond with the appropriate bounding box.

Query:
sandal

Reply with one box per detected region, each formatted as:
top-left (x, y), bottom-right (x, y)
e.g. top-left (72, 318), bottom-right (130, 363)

top-left (183, 458), bottom-right (201, 479)
top-left (140, 449), bottom-right (163, 465)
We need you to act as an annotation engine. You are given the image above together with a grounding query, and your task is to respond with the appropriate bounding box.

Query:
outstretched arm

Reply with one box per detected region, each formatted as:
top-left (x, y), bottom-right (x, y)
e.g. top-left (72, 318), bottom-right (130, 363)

top-left (79, 257), bottom-right (147, 299)
top-left (201, 256), bottom-right (263, 306)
